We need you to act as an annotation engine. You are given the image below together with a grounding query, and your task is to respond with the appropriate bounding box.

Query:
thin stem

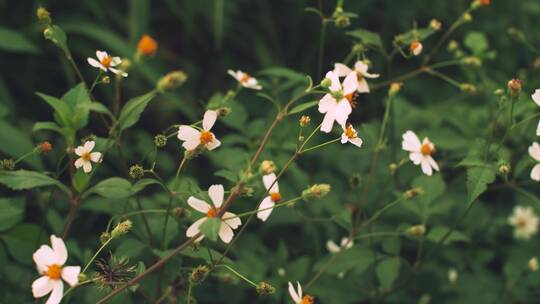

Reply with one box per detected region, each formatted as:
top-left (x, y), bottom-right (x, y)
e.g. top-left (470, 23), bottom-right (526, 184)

top-left (223, 197), bottom-right (302, 219)
top-left (106, 209), bottom-right (167, 232)
top-left (135, 196), bottom-right (154, 245)
top-left (82, 238), bottom-right (113, 273)
top-left (301, 138), bottom-right (340, 153)
top-left (162, 156), bottom-right (189, 250)
top-left (216, 264), bottom-right (258, 287)
top-left (360, 196), bottom-right (405, 228)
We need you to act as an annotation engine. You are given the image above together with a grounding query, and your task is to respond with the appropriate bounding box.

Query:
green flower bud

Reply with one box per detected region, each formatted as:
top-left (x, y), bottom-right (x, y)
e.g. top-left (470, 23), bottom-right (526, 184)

top-left (190, 265), bottom-right (209, 284)
top-left (260, 160), bottom-right (276, 175)
top-left (129, 164), bottom-right (144, 180)
top-left (100, 232), bottom-right (111, 244)
top-left (37, 7), bottom-right (52, 25)
top-left (407, 224), bottom-right (426, 236)
top-left (302, 184), bottom-right (331, 201)
top-left (157, 70), bottom-right (188, 92)
top-left (154, 134), bottom-right (168, 148)
top-left (256, 281), bottom-right (276, 295)
top-left (320, 77), bottom-right (332, 89)
top-left (460, 83), bottom-right (477, 94)
top-left (111, 220), bottom-right (132, 238)
top-left (335, 15), bottom-right (351, 28)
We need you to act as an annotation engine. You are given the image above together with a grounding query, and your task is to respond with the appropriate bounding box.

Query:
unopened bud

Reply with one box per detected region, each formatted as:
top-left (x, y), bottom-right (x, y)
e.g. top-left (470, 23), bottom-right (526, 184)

top-left (256, 281), bottom-right (276, 295)
top-left (335, 15), bottom-right (351, 28)
top-left (447, 40), bottom-right (459, 52)
top-left (461, 12), bottom-right (472, 23)
top-left (78, 273), bottom-right (88, 282)
top-left (410, 41), bottom-right (423, 56)
top-left (302, 184), bottom-right (331, 201)
top-left (472, 0), bottom-right (490, 8)
top-left (101, 76), bottom-right (111, 84)
top-left (352, 43), bottom-right (364, 54)
top-left (404, 187), bottom-right (424, 199)
top-left (498, 161), bottom-right (510, 176)
top-left (429, 19), bottom-right (441, 31)
top-left (190, 265), bottom-right (209, 284)
top-left (1, 159), bottom-right (15, 171)
top-left (460, 83), bottom-right (477, 94)
top-left (320, 77), bottom-right (332, 89)
top-left (38, 141), bottom-right (53, 154)
top-left (507, 78), bottom-right (522, 97)
top-left (154, 134), bottom-right (168, 148)
top-left (260, 160), bottom-right (276, 174)
top-left (528, 257), bottom-right (539, 272)
top-left (461, 56), bottom-right (482, 67)
top-left (128, 164), bottom-right (144, 180)
top-left (217, 107), bottom-right (231, 117)
top-left (448, 268), bottom-right (458, 284)
top-left (408, 224), bottom-right (426, 236)
top-left (157, 70), bottom-right (188, 92)
top-left (100, 232), bottom-right (111, 244)
top-left (389, 163), bottom-right (398, 174)
top-left (111, 220), bottom-right (132, 238)
top-left (37, 7), bottom-right (52, 25)
top-left (299, 115), bottom-right (311, 127)
top-left (240, 186), bottom-right (254, 197)
top-left (389, 82), bottom-right (403, 96)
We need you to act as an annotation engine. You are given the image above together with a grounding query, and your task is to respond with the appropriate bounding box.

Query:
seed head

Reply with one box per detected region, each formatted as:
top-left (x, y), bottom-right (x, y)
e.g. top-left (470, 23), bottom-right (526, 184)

top-left (260, 160), bottom-right (277, 175)
top-left (37, 7), bottom-right (52, 25)
top-left (111, 220), bottom-right (132, 238)
top-left (190, 265), bottom-right (209, 284)
top-left (256, 281), bottom-right (276, 295)
top-left (129, 164), bottom-right (144, 180)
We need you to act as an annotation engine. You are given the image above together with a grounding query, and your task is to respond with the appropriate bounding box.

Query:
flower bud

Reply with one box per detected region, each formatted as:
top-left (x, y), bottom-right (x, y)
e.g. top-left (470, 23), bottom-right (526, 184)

top-left (447, 40), bottom-right (459, 52)
top-left (299, 115), bottom-right (311, 127)
top-left (407, 224), bottom-right (426, 236)
top-left (37, 7), bottom-right (52, 25)
top-left (461, 56), bottom-right (482, 67)
top-left (77, 273), bottom-right (88, 282)
top-left (240, 186), bottom-right (254, 197)
top-left (389, 82), bottom-right (403, 96)
top-left (129, 164), bottom-right (144, 180)
top-left (190, 265), bottom-right (209, 284)
top-left (460, 83), bottom-right (477, 94)
top-left (101, 76), bottom-right (111, 84)
top-left (494, 89), bottom-right (505, 96)
top-left (507, 78), bottom-right (522, 98)
top-left (320, 77), bottom-right (332, 89)
top-left (302, 184), bottom-right (331, 201)
top-left (472, 0), bottom-right (490, 8)
top-left (497, 160), bottom-right (510, 176)
top-left (260, 160), bottom-right (277, 174)
top-left (1, 159), bottom-right (15, 171)
top-left (137, 34), bottom-right (158, 56)
top-left (100, 232), bottom-right (111, 244)
top-left (404, 187), bottom-right (424, 199)
top-left (256, 281), bottom-right (276, 295)
top-left (217, 107), bottom-right (231, 118)
top-left (38, 141), bottom-right (53, 154)
top-left (448, 268), bottom-right (458, 284)
top-left (111, 220), bottom-right (132, 238)
top-left (389, 163), bottom-right (398, 174)
top-left (157, 70), bottom-right (188, 92)
top-left (335, 15), bottom-right (351, 28)
top-left (352, 43), bottom-right (364, 54)
top-left (410, 41), bottom-right (423, 56)
top-left (429, 19), bottom-right (441, 31)
top-left (154, 134), bottom-right (168, 148)
top-left (461, 12), bottom-right (472, 23)
top-left (528, 257), bottom-right (539, 272)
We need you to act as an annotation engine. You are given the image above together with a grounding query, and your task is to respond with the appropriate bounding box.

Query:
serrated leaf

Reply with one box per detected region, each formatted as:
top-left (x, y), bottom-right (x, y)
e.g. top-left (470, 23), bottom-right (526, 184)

top-left (288, 100), bottom-right (318, 115)
top-left (376, 257), bottom-right (400, 289)
top-left (198, 217), bottom-right (221, 241)
top-left (0, 170), bottom-right (69, 194)
top-left (85, 177), bottom-right (133, 199)
top-left (117, 91), bottom-right (157, 131)
top-left (214, 169), bottom-right (238, 182)
top-left (466, 166), bottom-right (496, 204)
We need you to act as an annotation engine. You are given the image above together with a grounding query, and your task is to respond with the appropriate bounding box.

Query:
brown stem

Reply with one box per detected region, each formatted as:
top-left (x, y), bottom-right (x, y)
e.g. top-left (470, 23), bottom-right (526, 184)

top-left (62, 194), bottom-right (79, 239)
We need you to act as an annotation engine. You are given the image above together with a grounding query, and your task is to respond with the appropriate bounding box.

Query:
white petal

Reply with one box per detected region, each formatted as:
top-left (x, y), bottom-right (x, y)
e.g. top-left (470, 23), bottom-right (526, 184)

top-left (45, 281), bottom-right (63, 304)
top-left (110, 57), bottom-right (122, 66)
top-left (357, 78), bottom-right (369, 93)
top-left (208, 184), bottom-right (224, 208)
top-left (537, 120), bottom-right (540, 136)
top-left (288, 282), bottom-right (301, 303)
top-left (227, 69), bottom-right (239, 80)
top-left (318, 94), bottom-right (336, 114)
top-left (342, 72), bottom-right (358, 95)
top-left (109, 67), bottom-right (128, 77)
top-left (96, 50), bottom-right (107, 61)
top-left (183, 139), bottom-right (200, 151)
top-left (82, 161), bottom-right (92, 173)
top-left (187, 197), bottom-right (211, 213)
top-left (409, 152), bottom-right (423, 165)
top-left (531, 164), bottom-right (540, 181)
top-left (90, 152), bottom-right (102, 163)
top-left (74, 146), bottom-right (86, 156)
top-left (83, 141), bottom-right (95, 152)
top-left (320, 112), bottom-right (336, 133)
top-left (223, 212), bottom-right (241, 229)
top-left (33, 245), bottom-right (55, 273)
top-left (178, 125), bottom-right (200, 142)
top-left (326, 240), bottom-right (341, 253)
top-left (206, 136), bottom-right (221, 151)
top-left (341, 133), bottom-right (348, 144)
top-left (334, 100), bottom-right (352, 127)
top-left (61, 266), bottom-right (80, 287)
top-left (333, 63), bottom-right (352, 77)
top-left (402, 131), bottom-right (421, 152)
top-left (262, 173), bottom-right (279, 193)
top-left (203, 110), bottom-right (217, 131)
top-left (32, 276), bottom-right (54, 298)
top-left (428, 156), bottom-right (439, 172)
top-left (186, 217), bottom-right (207, 240)
top-left (529, 142), bottom-right (540, 161)
top-left (74, 158), bottom-right (85, 169)
top-left (87, 58), bottom-right (104, 70)
top-left (50, 235), bottom-right (67, 265)
top-left (341, 237), bottom-right (353, 248)
top-left (532, 89), bottom-right (540, 107)
top-left (257, 197), bottom-right (275, 222)
top-left (326, 71), bottom-right (341, 92)
top-left (349, 137), bottom-right (363, 148)
top-left (354, 61), bottom-right (369, 74)
top-left (218, 222), bottom-right (234, 243)
top-left (421, 158), bottom-right (433, 176)
top-left (296, 282), bottom-right (303, 299)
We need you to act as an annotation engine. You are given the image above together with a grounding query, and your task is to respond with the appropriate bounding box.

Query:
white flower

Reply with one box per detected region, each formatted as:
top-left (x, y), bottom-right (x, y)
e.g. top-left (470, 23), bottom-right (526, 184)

top-left (448, 268), bottom-right (458, 284)
top-left (531, 90), bottom-right (540, 136)
top-left (326, 237), bottom-right (353, 253)
top-left (402, 130), bottom-right (439, 176)
top-left (508, 205), bottom-right (539, 240)
top-left (529, 142), bottom-right (540, 181)
top-left (87, 50), bottom-right (127, 77)
top-left (74, 141), bottom-right (102, 173)
top-left (318, 71), bottom-right (357, 133)
top-left (288, 281), bottom-right (314, 304)
top-left (227, 69), bottom-right (262, 90)
top-left (333, 61), bottom-right (379, 93)
top-left (410, 41), bottom-right (423, 56)
top-left (186, 184), bottom-right (241, 243)
top-left (341, 125), bottom-right (363, 148)
top-left (32, 235), bottom-right (81, 304)
top-left (257, 173), bottom-right (280, 222)
top-left (177, 110), bottom-right (221, 151)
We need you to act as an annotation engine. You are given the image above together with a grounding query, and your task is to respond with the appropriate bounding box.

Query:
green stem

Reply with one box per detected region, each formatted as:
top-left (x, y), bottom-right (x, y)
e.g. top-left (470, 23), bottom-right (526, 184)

top-left (217, 264), bottom-right (258, 287)
top-left (106, 209), bottom-right (167, 232)
top-left (82, 238), bottom-right (113, 273)
top-left (222, 197), bottom-right (302, 219)
top-left (360, 196), bottom-right (405, 228)
top-left (301, 138), bottom-right (340, 153)
top-left (13, 149), bottom-right (37, 165)
top-left (63, 279), bottom-right (95, 297)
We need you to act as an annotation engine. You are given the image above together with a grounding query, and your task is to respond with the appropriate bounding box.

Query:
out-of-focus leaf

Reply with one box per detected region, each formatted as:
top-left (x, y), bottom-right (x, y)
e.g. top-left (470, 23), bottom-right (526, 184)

top-left (198, 217), bottom-right (220, 241)
top-left (0, 170), bottom-right (69, 194)
top-left (464, 31), bottom-right (488, 56)
top-left (347, 29), bottom-right (384, 51)
top-left (0, 224), bottom-right (46, 265)
top-left (0, 121), bottom-right (43, 170)
top-left (35, 92), bottom-right (72, 128)
top-left (466, 165), bottom-right (496, 204)
top-left (376, 257), bottom-right (400, 289)
top-left (129, 0), bottom-right (150, 43)
top-left (0, 197), bottom-right (25, 231)
top-left (117, 91), bottom-right (157, 131)
top-left (288, 100), bottom-right (318, 115)
top-left (132, 178), bottom-right (161, 193)
top-left (86, 177), bottom-right (133, 199)
top-left (426, 226), bottom-right (470, 245)
top-left (0, 26), bottom-right (39, 54)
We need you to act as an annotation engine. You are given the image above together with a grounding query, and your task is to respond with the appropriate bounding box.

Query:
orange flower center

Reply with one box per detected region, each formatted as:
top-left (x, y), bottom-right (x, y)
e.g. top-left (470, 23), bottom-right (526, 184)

top-left (207, 208), bottom-right (219, 218)
top-left (46, 264), bottom-right (62, 280)
top-left (479, 0), bottom-right (490, 5)
top-left (420, 143), bottom-right (433, 156)
top-left (344, 126), bottom-right (357, 139)
top-left (101, 56), bottom-right (112, 68)
top-left (240, 73), bottom-right (250, 83)
top-left (517, 218), bottom-right (527, 228)
top-left (270, 192), bottom-right (281, 202)
top-left (81, 152), bottom-right (91, 162)
top-left (301, 295), bottom-right (315, 304)
top-left (138, 35), bottom-right (158, 55)
top-left (200, 131), bottom-right (214, 145)
top-left (410, 41), bottom-right (420, 53)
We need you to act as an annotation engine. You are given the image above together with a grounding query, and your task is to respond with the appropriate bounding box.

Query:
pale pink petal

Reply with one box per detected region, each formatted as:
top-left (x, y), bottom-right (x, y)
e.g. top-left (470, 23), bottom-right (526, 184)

top-left (108, 67), bottom-right (128, 77)
top-left (203, 110), bottom-right (218, 131)
top-left (529, 142), bottom-right (540, 161)
top-left (296, 282), bottom-right (303, 299)
top-left (537, 120), bottom-right (540, 136)
top-left (320, 112), bottom-right (336, 133)
top-left (420, 158), bottom-right (433, 176)
top-left (342, 72), bottom-right (358, 95)
top-left (187, 197), bottom-right (211, 213)
top-left (349, 137), bottom-right (363, 148)
top-left (428, 156), bottom-right (439, 172)
top-left (50, 235), bottom-right (67, 265)
top-left (32, 276), bottom-right (54, 298)
top-left (357, 78), bottom-right (369, 93)
top-left (74, 158), bottom-right (85, 169)
top-left (354, 61), bottom-right (369, 74)
top-left (409, 152), bottom-right (423, 165)
top-left (90, 152), bottom-right (102, 163)
top-left (257, 197), bottom-right (275, 222)
top-left (532, 89), bottom-right (540, 107)
top-left (326, 240), bottom-right (341, 253)
top-left (83, 141), bottom-right (95, 152)
top-left (87, 58), bottom-right (105, 71)
top-left (186, 218), bottom-right (207, 239)
top-left (334, 100), bottom-right (352, 127)
top-left (333, 63), bottom-right (352, 77)
top-left (208, 184), bottom-right (224, 208)
top-left (74, 146), bottom-right (86, 156)
top-left (288, 282), bottom-right (301, 303)
top-left (318, 94), bottom-right (336, 114)
top-left (341, 133), bottom-right (348, 144)
top-left (33, 245), bottom-right (55, 273)
top-left (326, 71), bottom-right (341, 92)
top-left (222, 212), bottom-right (241, 229)
top-left (218, 222), bottom-right (234, 243)
top-left (177, 125), bottom-right (200, 141)
top-left (227, 69), bottom-right (239, 80)
top-left (402, 131), bottom-right (422, 152)
top-left (96, 50), bottom-right (107, 61)
top-left (206, 137), bottom-right (221, 151)
top-left (61, 266), bottom-right (80, 287)
top-left (45, 281), bottom-right (63, 304)
top-left (82, 161), bottom-right (92, 173)
top-left (262, 173), bottom-right (278, 193)
top-left (531, 164), bottom-right (540, 181)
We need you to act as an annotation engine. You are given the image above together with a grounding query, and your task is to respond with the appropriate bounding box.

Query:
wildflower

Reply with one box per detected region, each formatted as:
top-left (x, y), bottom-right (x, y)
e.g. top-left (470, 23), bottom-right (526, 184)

top-left (32, 235), bottom-right (80, 304)
top-left (257, 173), bottom-right (281, 221)
top-left (87, 50), bottom-right (128, 77)
top-left (326, 237), bottom-right (353, 253)
top-left (402, 131), bottom-right (439, 176)
top-left (318, 71), bottom-right (357, 133)
top-left (508, 205), bottom-right (539, 240)
top-left (39, 141), bottom-right (52, 154)
top-left (531, 90), bottom-right (540, 136)
top-left (341, 124), bottom-right (363, 148)
top-left (111, 220), bottom-right (132, 238)
top-left (260, 160), bottom-right (276, 175)
top-left (227, 70), bottom-right (262, 90)
top-left (154, 134), bottom-right (168, 148)
top-left (448, 268), bottom-right (458, 284)
top-left (302, 184), bottom-right (331, 201)
top-left (74, 140), bottom-right (102, 173)
top-left (36, 7), bottom-right (51, 25)
top-left (410, 41), bottom-right (423, 56)
top-left (177, 110), bottom-right (221, 151)
top-left (529, 257), bottom-right (539, 272)
top-left (256, 282), bottom-right (276, 295)
top-left (186, 184), bottom-right (241, 243)
top-left (137, 34), bottom-right (158, 56)
top-left (288, 282), bottom-right (315, 304)
top-left (299, 115), bottom-right (311, 127)
top-left (333, 61), bottom-right (379, 93)
top-left (529, 142), bottom-right (540, 181)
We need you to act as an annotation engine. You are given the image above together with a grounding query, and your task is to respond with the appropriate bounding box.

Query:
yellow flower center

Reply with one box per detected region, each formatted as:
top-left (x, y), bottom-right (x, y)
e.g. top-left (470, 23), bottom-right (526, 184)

top-left (270, 192), bottom-right (281, 202)
top-left (101, 56), bottom-right (112, 68)
top-left (300, 295), bottom-right (315, 304)
top-left (46, 264), bottom-right (62, 280)
top-left (81, 152), bottom-right (91, 162)
top-left (200, 131), bottom-right (214, 145)
top-left (344, 126), bottom-right (357, 139)
top-left (420, 143), bottom-right (433, 156)
top-left (240, 73), bottom-right (250, 84)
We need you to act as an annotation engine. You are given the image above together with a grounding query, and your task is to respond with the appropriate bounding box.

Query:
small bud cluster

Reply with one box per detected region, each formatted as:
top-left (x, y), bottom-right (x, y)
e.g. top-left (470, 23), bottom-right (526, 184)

top-left (256, 281), bottom-right (276, 295)
top-left (302, 184), bottom-right (331, 201)
top-left (260, 160), bottom-right (276, 174)
top-left (190, 265), bottom-right (209, 284)
top-left (111, 220), bottom-right (132, 238)
top-left (129, 164), bottom-right (144, 180)
top-left (157, 70), bottom-right (188, 92)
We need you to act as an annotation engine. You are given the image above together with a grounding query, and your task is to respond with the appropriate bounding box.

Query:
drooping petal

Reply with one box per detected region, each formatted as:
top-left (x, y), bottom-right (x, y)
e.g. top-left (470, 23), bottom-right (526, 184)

top-left (342, 72), bottom-right (358, 95)
top-left (529, 142), bottom-right (540, 161)
top-left (325, 71), bottom-right (341, 92)
top-left (61, 266), bottom-right (81, 287)
top-left (223, 212), bottom-right (241, 229)
top-left (532, 89), bottom-right (540, 107)
top-left (320, 112), bottom-right (336, 133)
top-left (409, 152), bottom-right (423, 165)
top-left (402, 130), bottom-right (422, 152)
top-left (182, 139), bottom-right (200, 151)
top-left (318, 94), bottom-right (336, 114)
top-left (257, 197), bottom-right (275, 222)
top-left (90, 152), bottom-right (102, 163)
top-left (83, 141), bottom-right (95, 152)
top-left (349, 137), bottom-right (363, 148)
top-left (427, 156), bottom-right (440, 172)
top-left (262, 173), bottom-right (279, 193)
top-left (354, 61), bottom-right (369, 74)
top-left (186, 218), bottom-right (207, 239)
top-left (288, 282), bottom-right (301, 303)
top-left (333, 63), bottom-right (352, 77)
top-left (203, 110), bottom-right (218, 131)
top-left (420, 158), bottom-right (433, 176)
top-left (82, 161), bottom-right (92, 173)
top-left (245, 78), bottom-right (261, 90)
top-left (177, 126), bottom-right (200, 148)
top-left (50, 235), bottom-right (67, 265)
top-left (45, 281), bottom-right (63, 304)
top-left (206, 137), bottom-right (221, 151)
top-left (208, 184), bottom-right (225, 208)
top-left (296, 282), bottom-right (303, 299)
top-left (334, 100), bottom-right (352, 127)
top-left (33, 245), bottom-right (55, 273)
top-left (326, 240), bottom-right (341, 253)
top-left (531, 164), bottom-right (540, 181)
top-left (218, 222), bottom-right (234, 243)
top-left (357, 78), bottom-right (369, 93)
top-left (187, 197), bottom-right (211, 213)
top-left (32, 276), bottom-right (54, 298)
top-left (108, 67), bottom-right (128, 77)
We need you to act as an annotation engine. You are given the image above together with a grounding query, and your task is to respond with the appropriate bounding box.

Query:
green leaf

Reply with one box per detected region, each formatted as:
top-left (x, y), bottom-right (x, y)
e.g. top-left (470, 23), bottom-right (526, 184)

top-left (313, 247), bottom-right (374, 275)
top-left (288, 100), bottom-right (318, 115)
top-left (63, 83), bottom-right (91, 129)
top-left (0, 170), bottom-right (69, 194)
top-left (426, 226), bottom-right (470, 245)
top-left (44, 25), bottom-right (69, 54)
top-left (466, 166), bottom-right (496, 204)
top-left (117, 91), bottom-right (157, 131)
top-left (464, 31), bottom-right (488, 55)
top-left (376, 257), bottom-right (400, 289)
top-left (36, 92), bottom-right (72, 127)
top-left (346, 29), bottom-right (384, 51)
top-left (1, 224), bottom-right (46, 265)
top-left (198, 217), bottom-right (221, 241)
top-left (33, 121), bottom-right (62, 133)
top-left (72, 169), bottom-right (91, 193)
top-left (214, 169), bottom-right (238, 182)
top-left (0, 26), bottom-right (39, 54)
top-left (132, 178), bottom-right (161, 193)
top-left (0, 197), bottom-right (25, 231)
top-left (86, 177), bottom-right (133, 199)
top-left (83, 102), bottom-right (113, 118)
top-left (0, 121), bottom-right (43, 170)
